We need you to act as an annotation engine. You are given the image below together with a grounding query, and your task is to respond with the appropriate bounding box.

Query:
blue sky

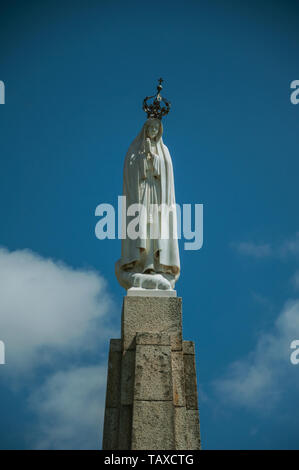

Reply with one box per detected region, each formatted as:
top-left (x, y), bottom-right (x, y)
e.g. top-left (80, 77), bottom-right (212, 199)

top-left (0, 0), bottom-right (299, 449)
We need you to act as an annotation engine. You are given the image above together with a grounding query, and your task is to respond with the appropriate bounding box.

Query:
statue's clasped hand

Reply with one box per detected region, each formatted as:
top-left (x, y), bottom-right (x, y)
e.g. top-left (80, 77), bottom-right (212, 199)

top-left (145, 138), bottom-right (154, 160)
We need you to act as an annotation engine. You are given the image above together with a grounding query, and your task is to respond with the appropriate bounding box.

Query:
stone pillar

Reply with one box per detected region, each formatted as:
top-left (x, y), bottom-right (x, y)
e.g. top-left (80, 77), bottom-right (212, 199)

top-left (102, 295), bottom-right (201, 450)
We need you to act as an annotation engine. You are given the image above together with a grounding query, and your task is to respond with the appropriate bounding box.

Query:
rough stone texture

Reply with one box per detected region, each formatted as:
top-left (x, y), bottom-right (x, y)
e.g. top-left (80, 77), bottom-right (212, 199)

top-left (120, 350), bottom-right (135, 405)
top-left (122, 296), bottom-right (182, 351)
top-left (186, 410), bottom-right (201, 450)
top-left (183, 340), bottom-right (195, 355)
top-left (183, 346), bottom-right (199, 410)
top-left (110, 338), bottom-right (122, 352)
top-left (102, 407), bottom-right (119, 450)
top-left (131, 401), bottom-right (175, 450)
top-left (136, 332), bottom-right (170, 346)
top-left (172, 351), bottom-right (186, 407)
top-left (102, 339), bottom-right (121, 450)
top-left (118, 405), bottom-right (132, 450)
top-left (105, 340), bottom-right (121, 408)
top-left (134, 343), bottom-right (173, 401)
top-left (174, 406), bottom-right (188, 450)
top-left (102, 296), bottom-right (201, 450)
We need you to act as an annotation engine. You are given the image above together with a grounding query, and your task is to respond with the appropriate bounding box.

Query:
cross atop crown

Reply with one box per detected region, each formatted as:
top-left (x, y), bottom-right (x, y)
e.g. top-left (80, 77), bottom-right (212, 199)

top-left (142, 78), bottom-right (171, 120)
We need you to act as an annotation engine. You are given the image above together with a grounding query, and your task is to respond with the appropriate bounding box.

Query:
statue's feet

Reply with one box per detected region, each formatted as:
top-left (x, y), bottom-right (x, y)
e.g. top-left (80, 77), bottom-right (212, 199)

top-left (132, 273), bottom-right (171, 290)
top-left (115, 260), bottom-right (176, 291)
top-left (155, 274), bottom-right (171, 290)
top-left (159, 273), bottom-right (176, 290)
top-left (132, 273), bottom-right (156, 289)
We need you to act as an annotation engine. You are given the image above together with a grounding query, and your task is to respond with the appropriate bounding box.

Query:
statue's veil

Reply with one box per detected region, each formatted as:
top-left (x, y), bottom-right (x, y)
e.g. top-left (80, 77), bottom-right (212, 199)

top-left (118, 118), bottom-right (180, 276)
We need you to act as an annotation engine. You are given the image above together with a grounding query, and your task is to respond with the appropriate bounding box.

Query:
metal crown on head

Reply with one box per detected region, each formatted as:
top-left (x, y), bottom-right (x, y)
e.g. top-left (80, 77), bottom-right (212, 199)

top-left (142, 78), bottom-right (171, 120)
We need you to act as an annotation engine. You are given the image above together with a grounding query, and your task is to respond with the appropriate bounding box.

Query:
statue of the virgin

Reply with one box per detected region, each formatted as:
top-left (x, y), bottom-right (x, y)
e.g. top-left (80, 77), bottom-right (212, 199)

top-left (115, 80), bottom-right (180, 291)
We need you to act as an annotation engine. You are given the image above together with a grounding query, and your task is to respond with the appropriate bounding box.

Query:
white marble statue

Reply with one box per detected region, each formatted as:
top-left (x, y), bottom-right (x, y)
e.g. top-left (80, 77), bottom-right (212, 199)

top-left (115, 117), bottom-right (180, 291)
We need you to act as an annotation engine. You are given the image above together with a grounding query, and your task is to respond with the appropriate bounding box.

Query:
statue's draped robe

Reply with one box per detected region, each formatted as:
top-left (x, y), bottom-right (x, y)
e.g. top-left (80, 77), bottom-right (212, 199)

top-left (118, 119), bottom-right (180, 277)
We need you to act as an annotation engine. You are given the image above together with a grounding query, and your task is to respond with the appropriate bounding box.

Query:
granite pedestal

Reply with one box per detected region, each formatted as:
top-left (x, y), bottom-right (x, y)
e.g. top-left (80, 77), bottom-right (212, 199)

top-left (102, 295), bottom-right (201, 450)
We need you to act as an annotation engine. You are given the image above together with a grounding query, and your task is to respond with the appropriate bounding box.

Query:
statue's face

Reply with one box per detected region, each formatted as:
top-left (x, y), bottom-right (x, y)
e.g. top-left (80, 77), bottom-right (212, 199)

top-left (147, 121), bottom-right (160, 139)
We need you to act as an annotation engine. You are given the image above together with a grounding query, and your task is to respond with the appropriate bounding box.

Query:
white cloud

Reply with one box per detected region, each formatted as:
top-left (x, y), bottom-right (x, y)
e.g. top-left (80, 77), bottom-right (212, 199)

top-left (232, 232), bottom-right (299, 260)
top-left (27, 365), bottom-right (107, 450)
top-left (0, 246), bottom-right (118, 449)
top-left (226, 233), bottom-right (299, 411)
top-left (231, 241), bottom-right (272, 258)
top-left (0, 247), bottom-right (116, 371)
top-left (280, 232), bottom-right (299, 257)
top-left (213, 300), bottom-right (299, 409)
